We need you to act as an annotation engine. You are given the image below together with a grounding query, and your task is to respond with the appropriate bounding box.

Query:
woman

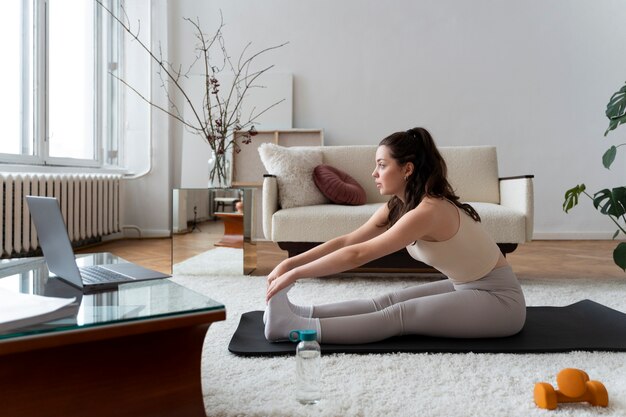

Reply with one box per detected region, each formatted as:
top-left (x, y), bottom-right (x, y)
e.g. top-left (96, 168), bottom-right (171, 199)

top-left (264, 127), bottom-right (526, 344)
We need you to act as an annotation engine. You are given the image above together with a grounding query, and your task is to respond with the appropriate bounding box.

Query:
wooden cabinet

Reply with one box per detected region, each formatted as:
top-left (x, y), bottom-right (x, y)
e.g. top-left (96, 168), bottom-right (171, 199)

top-left (231, 129), bottom-right (323, 187)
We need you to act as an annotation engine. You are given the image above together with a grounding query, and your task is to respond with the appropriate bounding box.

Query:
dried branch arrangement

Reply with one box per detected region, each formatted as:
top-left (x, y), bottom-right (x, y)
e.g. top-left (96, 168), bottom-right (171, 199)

top-left (96, 1), bottom-right (288, 184)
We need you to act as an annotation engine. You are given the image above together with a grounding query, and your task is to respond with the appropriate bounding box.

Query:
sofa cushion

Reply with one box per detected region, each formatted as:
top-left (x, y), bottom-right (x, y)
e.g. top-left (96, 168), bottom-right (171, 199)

top-left (439, 146), bottom-right (500, 204)
top-left (271, 202), bottom-right (527, 244)
top-left (313, 164), bottom-right (366, 205)
top-left (271, 203), bottom-right (381, 242)
top-left (258, 144), bottom-right (328, 209)
top-left (318, 146), bottom-right (500, 205)
top-left (469, 202), bottom-right (527, 244)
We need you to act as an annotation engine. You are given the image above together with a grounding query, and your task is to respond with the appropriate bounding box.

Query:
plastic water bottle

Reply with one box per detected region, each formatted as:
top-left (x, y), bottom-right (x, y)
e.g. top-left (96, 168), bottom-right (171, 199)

top-left (290, 329), bottom-right (321, 405)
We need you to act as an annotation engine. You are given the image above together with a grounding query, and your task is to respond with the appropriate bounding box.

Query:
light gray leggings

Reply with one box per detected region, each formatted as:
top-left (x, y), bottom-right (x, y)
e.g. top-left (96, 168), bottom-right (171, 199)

top-left (313, 265), bottom-right (526, 344)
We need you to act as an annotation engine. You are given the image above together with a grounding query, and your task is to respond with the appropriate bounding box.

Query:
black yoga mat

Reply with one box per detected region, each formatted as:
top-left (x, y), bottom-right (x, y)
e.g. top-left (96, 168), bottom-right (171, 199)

top-left (228, 300), bottom-right (626, 356)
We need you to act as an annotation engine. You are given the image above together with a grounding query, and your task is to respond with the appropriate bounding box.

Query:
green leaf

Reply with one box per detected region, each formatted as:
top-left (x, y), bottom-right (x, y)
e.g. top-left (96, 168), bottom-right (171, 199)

top-left (593, 187), bottom-right (626, 217)
top-left (563, 184), bottom-right (586, 213)
top-left (605, 82), bottom-right (626, 136)
top-left (613, 229), bottom-right (620, 239)
top-left (603, 146), bottom-right (617, 169)
top-left (613, 242), bottom-right (626, 271)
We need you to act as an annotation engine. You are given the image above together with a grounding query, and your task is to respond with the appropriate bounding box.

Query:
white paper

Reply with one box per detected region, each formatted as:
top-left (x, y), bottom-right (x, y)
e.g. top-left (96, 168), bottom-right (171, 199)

top-left (0, 288), bottom-right (76, 332)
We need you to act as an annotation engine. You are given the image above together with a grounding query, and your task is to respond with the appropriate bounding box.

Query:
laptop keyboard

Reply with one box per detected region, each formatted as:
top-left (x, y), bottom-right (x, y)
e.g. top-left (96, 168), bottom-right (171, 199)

top-left (80, 265), bottom-right (132, 285)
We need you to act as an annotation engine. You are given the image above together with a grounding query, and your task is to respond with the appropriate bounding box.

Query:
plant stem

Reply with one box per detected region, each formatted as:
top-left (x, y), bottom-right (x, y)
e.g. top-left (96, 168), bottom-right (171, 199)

top-left (97, 1), bottom-right (208, 139)
top-left (97, 1), bottom-right (287, 166)
top-left (109, 72), bottom-right (200, 132)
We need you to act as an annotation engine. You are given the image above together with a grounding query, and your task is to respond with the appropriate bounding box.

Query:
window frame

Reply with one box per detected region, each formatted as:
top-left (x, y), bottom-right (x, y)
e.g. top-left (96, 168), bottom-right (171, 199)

top-left (0, 0), bottom-right (122, 170)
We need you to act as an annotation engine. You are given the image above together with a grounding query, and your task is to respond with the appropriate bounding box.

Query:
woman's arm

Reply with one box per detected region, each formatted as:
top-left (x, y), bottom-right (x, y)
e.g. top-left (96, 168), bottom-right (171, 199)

top-left (266, 204), bottom-right (436, 300)
top-left (282, 204), bottom-right (390, 268)
top-left (266, 204), bottom-right (390, 282)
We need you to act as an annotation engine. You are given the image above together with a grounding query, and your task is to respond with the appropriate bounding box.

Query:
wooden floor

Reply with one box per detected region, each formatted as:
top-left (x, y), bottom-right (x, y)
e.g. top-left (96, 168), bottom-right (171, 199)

top-left (77, 239), bottom-right (626, 279)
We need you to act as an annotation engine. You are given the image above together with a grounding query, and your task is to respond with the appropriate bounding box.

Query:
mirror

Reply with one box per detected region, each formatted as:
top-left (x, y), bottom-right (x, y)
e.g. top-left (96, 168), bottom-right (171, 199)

top-left (172, 188), bottom-right (256, 276)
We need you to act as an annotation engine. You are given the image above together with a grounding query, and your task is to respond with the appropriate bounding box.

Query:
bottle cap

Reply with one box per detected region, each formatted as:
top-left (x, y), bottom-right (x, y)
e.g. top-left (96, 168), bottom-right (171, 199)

top-left (289, 329), bottom-right (317, 342)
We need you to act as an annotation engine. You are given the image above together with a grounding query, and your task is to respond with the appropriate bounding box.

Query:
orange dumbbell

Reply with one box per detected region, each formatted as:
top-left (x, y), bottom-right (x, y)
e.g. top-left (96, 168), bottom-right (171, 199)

top-left (534, 368), bottom-right (609, 410)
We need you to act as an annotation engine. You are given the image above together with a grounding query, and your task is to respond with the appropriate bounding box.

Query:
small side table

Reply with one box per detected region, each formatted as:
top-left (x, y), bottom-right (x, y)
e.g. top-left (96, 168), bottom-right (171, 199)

top-left (214, 212), bottom-right (244, 249)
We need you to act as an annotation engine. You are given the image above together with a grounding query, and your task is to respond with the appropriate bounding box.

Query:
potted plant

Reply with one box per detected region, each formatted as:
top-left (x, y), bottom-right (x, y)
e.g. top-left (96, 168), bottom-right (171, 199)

top-left (563, 82), bottom-right (626, 270)
top-left (96, 1), bottom-right (287, 187)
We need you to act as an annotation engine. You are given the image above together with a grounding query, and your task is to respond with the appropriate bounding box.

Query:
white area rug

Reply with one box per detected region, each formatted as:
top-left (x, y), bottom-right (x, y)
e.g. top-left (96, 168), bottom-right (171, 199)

top-left (173, 247), bottom-right (243, 276)
top-left (170, 272), bottom-right (626, 417)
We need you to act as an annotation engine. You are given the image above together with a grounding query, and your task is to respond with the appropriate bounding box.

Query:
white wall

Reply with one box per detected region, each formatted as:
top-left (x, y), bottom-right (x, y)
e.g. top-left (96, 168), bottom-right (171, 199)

top-left (127, 0), bottom-right (626, 238)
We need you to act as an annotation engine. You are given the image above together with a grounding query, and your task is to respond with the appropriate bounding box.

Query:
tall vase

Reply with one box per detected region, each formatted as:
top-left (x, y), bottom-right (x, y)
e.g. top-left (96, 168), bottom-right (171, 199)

top-left (208, 149), bottom-right (231, 188)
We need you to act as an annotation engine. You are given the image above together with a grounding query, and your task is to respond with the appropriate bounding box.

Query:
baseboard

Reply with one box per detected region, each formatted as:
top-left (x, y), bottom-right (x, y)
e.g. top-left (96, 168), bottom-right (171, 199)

top-left (120, 227), bottom-right (171, 239)
top-left (533, 232), bottom-right (624, 240)
top-left (102, 232), bottom-right (124, 242)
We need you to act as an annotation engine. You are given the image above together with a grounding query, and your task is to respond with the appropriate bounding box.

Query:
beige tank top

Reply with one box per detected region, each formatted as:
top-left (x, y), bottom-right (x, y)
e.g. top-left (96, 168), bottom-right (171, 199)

top-left (405, 203), bottom-right (500, 284)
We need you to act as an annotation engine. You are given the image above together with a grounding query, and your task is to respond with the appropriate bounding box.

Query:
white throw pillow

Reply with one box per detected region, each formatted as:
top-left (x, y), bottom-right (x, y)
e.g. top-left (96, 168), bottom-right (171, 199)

top-left (258, 143), bottom-right (328, 209)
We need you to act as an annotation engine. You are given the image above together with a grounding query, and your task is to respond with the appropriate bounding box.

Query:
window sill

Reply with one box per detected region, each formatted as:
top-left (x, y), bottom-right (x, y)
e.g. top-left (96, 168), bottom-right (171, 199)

top-left (0, 163), bottom-right (128, 176)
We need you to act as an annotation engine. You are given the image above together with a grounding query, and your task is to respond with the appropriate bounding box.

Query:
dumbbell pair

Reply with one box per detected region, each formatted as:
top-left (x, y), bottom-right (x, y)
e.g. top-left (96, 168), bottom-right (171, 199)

top-left (534, 368), bottom-right (609, 410)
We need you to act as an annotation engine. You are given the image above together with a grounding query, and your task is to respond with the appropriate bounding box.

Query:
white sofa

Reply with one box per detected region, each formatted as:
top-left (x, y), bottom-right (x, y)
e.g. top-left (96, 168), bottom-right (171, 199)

top-left (261, 145), bottom-right (533, 270)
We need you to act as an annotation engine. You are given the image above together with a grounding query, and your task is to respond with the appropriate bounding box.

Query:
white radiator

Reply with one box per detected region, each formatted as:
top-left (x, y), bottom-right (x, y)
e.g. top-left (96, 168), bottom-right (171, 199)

top-left (1, 173), bottom-right (122, 257)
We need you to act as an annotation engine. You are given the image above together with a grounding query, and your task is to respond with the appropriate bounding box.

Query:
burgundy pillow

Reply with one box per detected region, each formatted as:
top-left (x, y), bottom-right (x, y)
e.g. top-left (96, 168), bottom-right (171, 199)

top-left (312, 164), bottom-right (366, 205)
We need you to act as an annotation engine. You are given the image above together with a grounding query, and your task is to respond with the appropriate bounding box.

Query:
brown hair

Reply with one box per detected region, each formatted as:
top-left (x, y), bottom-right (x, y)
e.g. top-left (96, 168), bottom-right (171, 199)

top-left (378, 127), bottom-right (481, 229)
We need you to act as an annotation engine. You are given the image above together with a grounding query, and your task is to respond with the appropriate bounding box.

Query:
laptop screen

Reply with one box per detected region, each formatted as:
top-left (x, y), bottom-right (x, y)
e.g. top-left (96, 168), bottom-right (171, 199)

top-left (25, 196), bottom-right (84, 288)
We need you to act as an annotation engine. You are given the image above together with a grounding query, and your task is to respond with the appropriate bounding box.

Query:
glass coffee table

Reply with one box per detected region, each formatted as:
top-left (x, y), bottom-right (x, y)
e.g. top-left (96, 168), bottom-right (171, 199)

top-left (0, 253), bottom-right (225, 417)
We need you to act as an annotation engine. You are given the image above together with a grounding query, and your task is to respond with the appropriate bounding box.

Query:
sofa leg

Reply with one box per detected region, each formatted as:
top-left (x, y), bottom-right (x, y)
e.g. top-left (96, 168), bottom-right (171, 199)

top-left (277, 242), bottom-right (312, 258)
top-left (498, 243), bottom-right (518, 257)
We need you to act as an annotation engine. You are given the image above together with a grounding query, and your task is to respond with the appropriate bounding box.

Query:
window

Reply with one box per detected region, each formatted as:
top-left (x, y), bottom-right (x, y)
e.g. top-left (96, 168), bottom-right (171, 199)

top-left (48, 0), bottom-right (97, 161)
top-left (0, 0), bottom-right (123, 168)
top-left (0, 0), bottom-right (33, 158)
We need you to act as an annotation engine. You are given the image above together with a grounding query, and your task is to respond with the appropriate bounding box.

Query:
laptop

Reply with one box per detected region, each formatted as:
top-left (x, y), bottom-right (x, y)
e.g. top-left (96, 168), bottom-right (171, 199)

top-left (26, 196), bottom-right (170, 292)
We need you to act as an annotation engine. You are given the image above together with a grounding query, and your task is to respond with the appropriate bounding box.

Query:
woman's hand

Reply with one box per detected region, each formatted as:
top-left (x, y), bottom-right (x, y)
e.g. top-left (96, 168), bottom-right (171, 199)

top-left (266, 269), bottom-right (297, 302)
top-left (267, 260), bottom-right (291, 287)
